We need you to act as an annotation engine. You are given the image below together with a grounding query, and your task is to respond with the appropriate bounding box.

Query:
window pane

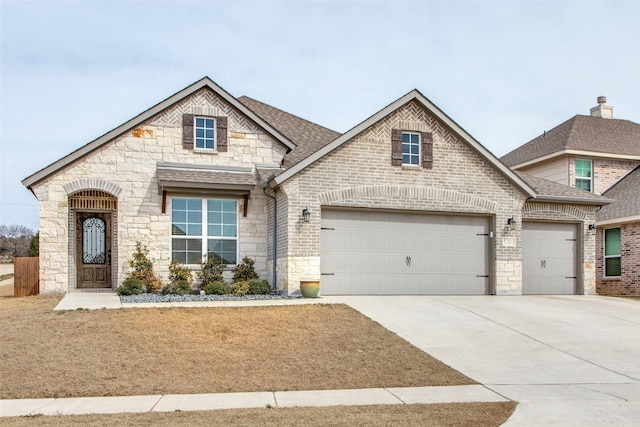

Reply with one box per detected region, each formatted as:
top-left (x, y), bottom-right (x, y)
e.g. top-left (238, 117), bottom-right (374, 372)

top-left (205, 119), bottom-right (214, 128)
top-left (223, 225), bottom-right (237, 237)
top-left (208, 200), bottom-right (237, 237)
top-left (206, 129), bottom-right (214, 138)
top-left (172, 239), bottom-right (202, 265)
top-left (172, 198), bottom-right (202, 236)
top-left (575, 178), bottom-right (591, 192)
top-left (605, 257), bottom-right (621, 276)
top-left (575, 160), bottom-right (591, 178)
top-left (172, 224), bottom-right (187, 236)
top-left (411, 134), bottom-right (419, 143)
top-left (402, 133), bottom-right (410, 142)
top-left (172, 198), bottom-right (186, 210)
top-left (402, 154), bottom-right (410, 164)
top-left (195, 128), bottom-right (204, 138)
top-left (196, 118), bottom-right (204, 127)
top-left (605, 228), bottom-right (621, 256)
top-left (208, 239), bottom-right (237, 265)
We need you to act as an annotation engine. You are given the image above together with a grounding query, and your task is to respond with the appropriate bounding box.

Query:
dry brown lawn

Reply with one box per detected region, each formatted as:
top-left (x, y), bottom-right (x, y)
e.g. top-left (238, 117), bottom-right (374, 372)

top-left (1, 294), bottom-right (475, 399)
top-left (1, 402), bottom-right (516, 426)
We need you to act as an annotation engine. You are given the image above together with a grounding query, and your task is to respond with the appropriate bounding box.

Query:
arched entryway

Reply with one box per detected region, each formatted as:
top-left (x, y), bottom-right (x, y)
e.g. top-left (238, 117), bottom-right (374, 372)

top-left (69, 190), bottom-right (117, 290)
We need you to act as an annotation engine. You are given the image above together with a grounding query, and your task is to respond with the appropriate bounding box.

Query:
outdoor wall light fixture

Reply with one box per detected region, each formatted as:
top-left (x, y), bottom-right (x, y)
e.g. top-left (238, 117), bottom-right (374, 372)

top-left (588, 224), bottom-right (597, 233)
top-left (302, 207), bottom-right (311, 222)
top-left (507, 217), bottom-right (516, 226)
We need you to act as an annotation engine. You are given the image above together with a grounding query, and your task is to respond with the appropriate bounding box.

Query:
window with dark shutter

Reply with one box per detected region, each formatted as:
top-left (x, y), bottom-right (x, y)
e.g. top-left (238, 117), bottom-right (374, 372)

top-left (421, 131), bottom-right (433, 169)
top-left (391, 129), bottom-right (402, 166)
top-left (182, 114), bottom-right (194, 149)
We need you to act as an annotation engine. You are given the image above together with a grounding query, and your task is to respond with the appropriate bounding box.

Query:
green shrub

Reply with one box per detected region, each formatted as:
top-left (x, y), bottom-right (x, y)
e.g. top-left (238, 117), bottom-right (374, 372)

top-left (161, 280), bottom-right (192, 295)
top-left (247, 279), bottom-right (270, 295)
top-left (198, 256), bottom-right (226, 288)
top-left (169, 260), bottom-right (193, 285)
top-left (231, 280), bottom-right (249, 296)
top-left (232, 257), bottom-right (259, 282)
top-left (127, 242), bottom-right (163, 293)
top-left (203, 280), bottom-right (231, 295)
top-left (117, 278), bottom-right (143, 296)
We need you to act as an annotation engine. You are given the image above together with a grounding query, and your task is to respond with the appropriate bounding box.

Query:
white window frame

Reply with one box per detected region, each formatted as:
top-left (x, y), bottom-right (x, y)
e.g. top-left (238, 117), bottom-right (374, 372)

top-left (575, 159), bottom-right (592, 192)
top-left (603, 227), bottom-right (621, 278)
top-left (402, 132), bottom-right (421, 166)
top-left (170, 197), bottom-right (238, 266)
top-left (194, 116), bottom-right (216, 152)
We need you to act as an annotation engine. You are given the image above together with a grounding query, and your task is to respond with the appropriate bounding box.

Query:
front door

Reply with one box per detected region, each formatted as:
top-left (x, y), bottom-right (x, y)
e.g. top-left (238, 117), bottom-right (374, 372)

top-left (76, 213), bottom-right (111, 289)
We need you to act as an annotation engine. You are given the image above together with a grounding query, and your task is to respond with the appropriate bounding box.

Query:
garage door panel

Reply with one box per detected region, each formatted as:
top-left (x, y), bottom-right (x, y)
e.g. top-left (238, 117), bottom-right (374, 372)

top-left (523, 222), bottom-right (577, 295)
top-left (320, 209), bottom-right (490, 295)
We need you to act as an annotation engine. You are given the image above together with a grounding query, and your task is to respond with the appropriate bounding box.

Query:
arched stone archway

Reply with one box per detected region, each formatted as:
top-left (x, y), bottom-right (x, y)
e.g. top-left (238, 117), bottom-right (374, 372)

top-left (68, 189), bottom-right (118, 290)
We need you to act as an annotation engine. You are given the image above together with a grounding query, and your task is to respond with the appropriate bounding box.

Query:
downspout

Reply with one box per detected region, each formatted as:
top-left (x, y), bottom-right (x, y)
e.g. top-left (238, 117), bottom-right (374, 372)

top-left (262, 186), bottom-right (278, 293)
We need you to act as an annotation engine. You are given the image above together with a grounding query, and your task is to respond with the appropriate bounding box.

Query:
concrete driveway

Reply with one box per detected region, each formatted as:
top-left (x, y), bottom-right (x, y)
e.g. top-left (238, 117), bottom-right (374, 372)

top-left (331, 295), bottom-right (640, 426)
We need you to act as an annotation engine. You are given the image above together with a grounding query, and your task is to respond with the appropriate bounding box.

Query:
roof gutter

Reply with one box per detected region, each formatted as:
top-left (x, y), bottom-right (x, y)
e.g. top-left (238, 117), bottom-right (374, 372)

top-left (530, 194), bottom-right (615, 205)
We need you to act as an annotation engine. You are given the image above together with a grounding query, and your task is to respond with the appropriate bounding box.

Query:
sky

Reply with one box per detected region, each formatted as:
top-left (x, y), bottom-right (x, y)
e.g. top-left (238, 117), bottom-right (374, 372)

top-left (1, 0), bottom-right (639, 232)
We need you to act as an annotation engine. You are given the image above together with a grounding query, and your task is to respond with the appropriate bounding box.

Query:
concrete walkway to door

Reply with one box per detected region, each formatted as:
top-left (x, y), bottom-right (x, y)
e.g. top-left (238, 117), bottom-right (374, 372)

top-left (331, 295), bottom-right (640, 426)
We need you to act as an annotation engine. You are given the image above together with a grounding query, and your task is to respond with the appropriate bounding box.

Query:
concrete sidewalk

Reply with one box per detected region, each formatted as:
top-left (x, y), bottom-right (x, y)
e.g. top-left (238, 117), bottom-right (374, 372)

top-left (0, 385), bottom-right (508, 417)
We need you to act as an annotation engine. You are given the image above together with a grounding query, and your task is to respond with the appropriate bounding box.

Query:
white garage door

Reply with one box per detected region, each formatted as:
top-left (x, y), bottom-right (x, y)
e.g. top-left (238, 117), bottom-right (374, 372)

top-left (523, 222), bottom-right (578, 295)
top-left (320, 209), bottom-right (491, 295)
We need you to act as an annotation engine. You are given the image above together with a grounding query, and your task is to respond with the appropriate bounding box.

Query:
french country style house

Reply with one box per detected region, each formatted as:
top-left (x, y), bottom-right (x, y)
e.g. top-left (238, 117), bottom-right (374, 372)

top-left (501, 97), bottom-right (640, 296)
top-left (23, 77), bottom-right (612, 296)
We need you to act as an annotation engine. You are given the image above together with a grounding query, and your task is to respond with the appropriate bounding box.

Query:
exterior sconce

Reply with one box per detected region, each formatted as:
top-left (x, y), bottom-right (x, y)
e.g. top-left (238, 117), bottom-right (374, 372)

top-left (302, 207), bottom-right (311, 223)
top-left (507, 217), bottom-right (516, 228)
top-left (588, 224), bottom-right (597, 234)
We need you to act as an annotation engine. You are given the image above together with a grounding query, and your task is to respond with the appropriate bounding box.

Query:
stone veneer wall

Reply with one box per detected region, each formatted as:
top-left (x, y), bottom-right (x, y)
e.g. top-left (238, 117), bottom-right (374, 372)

top-left (596, 222), bottom-right (640, 296)
top-left (32, 88), bottom-right (286, 293)
top-left (278, 100), bottom-right (530, 295)
top-left (522, 202), bottom-right (598, 294)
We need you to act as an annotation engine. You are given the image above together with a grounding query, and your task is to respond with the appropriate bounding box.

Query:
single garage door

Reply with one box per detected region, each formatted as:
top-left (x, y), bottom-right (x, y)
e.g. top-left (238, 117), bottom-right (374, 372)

top-left (522, 222), bottom-right (578, 295)
top-left (320, 209), bottom-right (491, 295)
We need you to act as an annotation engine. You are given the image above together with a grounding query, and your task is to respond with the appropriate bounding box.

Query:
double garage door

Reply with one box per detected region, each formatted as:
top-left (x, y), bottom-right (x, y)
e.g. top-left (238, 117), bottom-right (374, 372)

top-left (320, 209), bottom-right (492, 295)
top-left (319, 210), bottom-right (579, 295)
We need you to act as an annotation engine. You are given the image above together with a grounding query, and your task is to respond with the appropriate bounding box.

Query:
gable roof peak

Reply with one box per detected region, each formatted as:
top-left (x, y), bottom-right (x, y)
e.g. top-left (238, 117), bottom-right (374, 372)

top-left (22, 76), bottom-right (297, 189)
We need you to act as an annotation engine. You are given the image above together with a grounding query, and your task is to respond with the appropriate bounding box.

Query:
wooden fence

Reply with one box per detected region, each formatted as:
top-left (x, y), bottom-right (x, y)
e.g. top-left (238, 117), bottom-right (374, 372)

top-left (14, 257), bottom-right (39, 297)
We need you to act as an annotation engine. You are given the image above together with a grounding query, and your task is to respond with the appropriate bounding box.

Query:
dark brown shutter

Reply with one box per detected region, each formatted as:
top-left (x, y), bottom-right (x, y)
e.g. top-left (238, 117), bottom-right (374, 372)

top-left (216, 116), bottom-right (228, 152)
top-left (391, 129), bottom-right (402, 166)
top-left (421, 131), bottom-right (433, 169)
top-left (182, 114), bottom-right (194, 149)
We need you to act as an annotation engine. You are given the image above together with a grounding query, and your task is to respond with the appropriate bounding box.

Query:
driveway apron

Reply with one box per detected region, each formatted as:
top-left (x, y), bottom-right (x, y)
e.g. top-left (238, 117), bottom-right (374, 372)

top-left (331, 295), bottom-right (640, 426)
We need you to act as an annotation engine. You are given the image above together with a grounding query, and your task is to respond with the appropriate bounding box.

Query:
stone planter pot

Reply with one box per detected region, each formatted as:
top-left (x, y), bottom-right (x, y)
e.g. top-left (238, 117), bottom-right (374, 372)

top-left (299, 280), bottom-right (320, 298)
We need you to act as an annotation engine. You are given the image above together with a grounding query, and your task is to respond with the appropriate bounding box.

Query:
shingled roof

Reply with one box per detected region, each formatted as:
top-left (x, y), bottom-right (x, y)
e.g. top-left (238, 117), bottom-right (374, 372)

top-left (515, 172), bottom-right (614, 205)
top-left (501, 115), bottom-right (640, 167)
top-left (597, 166), bottom-right (640, 223)
top-left (238, 96), bottom-right (341, 168)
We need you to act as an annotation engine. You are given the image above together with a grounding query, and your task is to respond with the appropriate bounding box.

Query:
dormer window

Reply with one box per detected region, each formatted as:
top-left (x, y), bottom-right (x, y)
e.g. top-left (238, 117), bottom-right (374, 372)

top-left (195, 117), bottom-right (216, 150)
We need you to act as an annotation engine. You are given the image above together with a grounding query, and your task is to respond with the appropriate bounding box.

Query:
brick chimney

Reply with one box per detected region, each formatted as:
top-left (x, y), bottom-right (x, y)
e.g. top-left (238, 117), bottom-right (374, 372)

top-left (590, 96), bottom-right (614, 119)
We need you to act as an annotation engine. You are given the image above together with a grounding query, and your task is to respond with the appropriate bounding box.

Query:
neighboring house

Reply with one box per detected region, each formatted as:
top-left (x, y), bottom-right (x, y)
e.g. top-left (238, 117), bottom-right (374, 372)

top-left (501, 97), bottom-right (640, 295)
top-left (23, 77), bottom-right (611, 296)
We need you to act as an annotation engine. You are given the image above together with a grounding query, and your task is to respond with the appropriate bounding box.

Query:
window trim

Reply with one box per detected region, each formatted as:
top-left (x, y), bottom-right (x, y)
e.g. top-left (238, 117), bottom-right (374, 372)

top-left (603, 227), bottom-right (621, 278)
top-left (575, 159), bottom-right (592, 192)
top-left (170, 196), bottom-right (239, 266)
top-left (194, 116), bottom-right (217, 151)
top-left (401, 131), bottom-right (421, 166)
